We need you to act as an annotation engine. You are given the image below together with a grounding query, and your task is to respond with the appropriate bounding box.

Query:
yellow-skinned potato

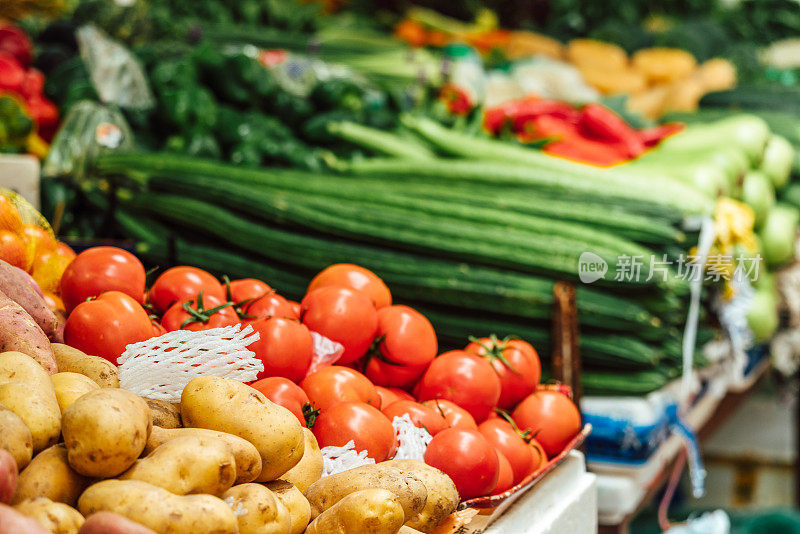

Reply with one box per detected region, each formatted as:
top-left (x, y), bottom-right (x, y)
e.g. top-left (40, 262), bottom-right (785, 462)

top-left (305, 489), bottom-right (405, 534)
top-left (222, 483), bottom-right (291, 534)
top-left (632, 47), bottom-right (697, 84)
top-left (0, 404), bottom-right (33, 470)
top-left (568, 39), bottom-right (628, 71)
top-left (51, 344), bottom-right (119, 388)
top-left (0, 351), bottom-right (61, 452)
top-left (265, 480), bottom-right (311, 534)
top-left (51, 372), bottom-right (100, 414)
top-left (62, 389), bottom-right (151, 478)
top-left (119, 435), bottom-right (236, 496)
top-left (13, 444), bottom-right (92, 507)
top-left (280, 428), bottom-right (322, 492)
top-left (146, 399), bottom-right (182, 429)
top-left (14, 497), bottom-right (85, 534)
top-left (181, 376), bottom-right (304, 481)
top-left (145, 426), bottom-right (262, 485)
top-left (305, 464), bottom-right (427, 521)
top-left (382, 460), bottom-right (459, 532)
top-left (78, 479), bottom-right (238, 534)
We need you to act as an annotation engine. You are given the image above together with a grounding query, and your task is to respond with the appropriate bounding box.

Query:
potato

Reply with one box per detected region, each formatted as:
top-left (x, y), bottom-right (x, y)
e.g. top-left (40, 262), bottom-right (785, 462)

top-left (305, 464), bottom-right (427, 521)
top-left (13, 444), bottom-right (92, 507)
top-left (62, 389), bottom-right (151, 478)
top-left (119, 435), bottom-right (236, 496)
top-left (398, 528), bottom-right (425, 534)
top-left (51, 344), bottom-right (119, 388)
top-left (146, 399), bottom-right (182, 429)
top-left (79, 512), bottom-right (158, 534)
top-left (0, 502), bottom-right (50, 534)
top-left (304, 489), bottom-right (405, 534)
top-left (181, 376), bottom-right (304, 481)
top-left (265, 480), bottom-right (311, 534)
top-left (382, 460), bottom-right (459, 532)
top-left (632, 47), bottom-right (697, 85)
top-left (0, 352), bottom-right (61, 452)
top-left (78, 479), bottom-right (238, 534)
top-left (280, 428), bottom-right (322, 492)
top-left (0, 291), bottom-right (57, 374)
top-left (222, 483), bottom-right (291, 534)
top-left (14, 497), bottom-right (85, 534)
top-left (145, 426), bottom-right (262, 485)
top-left (0, 405), bottom-right (33, 470)
top-left (0, 449), bottom-right (17, 505)
top-left (51, 372), bottom-right (100, 414)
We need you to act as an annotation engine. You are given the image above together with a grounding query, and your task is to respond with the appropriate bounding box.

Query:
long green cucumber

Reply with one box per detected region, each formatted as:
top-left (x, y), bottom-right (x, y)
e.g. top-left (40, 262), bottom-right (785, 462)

top-left (325, 121), bottom-right (435, 159)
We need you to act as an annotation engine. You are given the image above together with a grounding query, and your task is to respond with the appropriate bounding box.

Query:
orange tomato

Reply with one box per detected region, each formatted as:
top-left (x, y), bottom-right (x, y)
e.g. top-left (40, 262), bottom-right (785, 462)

top-left (32, 243), bottom-right (75, 295)
top-left (0, 230), bottom-right (26, 268)
top-left (0, 196), bottom-right (23, 235)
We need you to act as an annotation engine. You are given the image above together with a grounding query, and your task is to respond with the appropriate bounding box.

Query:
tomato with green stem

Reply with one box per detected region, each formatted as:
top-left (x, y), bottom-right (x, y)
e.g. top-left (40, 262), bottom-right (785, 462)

top-left (313, 402), bottom-right (395, 461)
top-left (160, 292), bottom-right (237, 332)
top-left (148, 266), bottom-right (224, 314)
top-left (422, 399), bottom-right (477, 430)
top-left (465, 336), bottom-right (541, 410)
top-left (415, 350), bottom-right (501, 422)
top-left (371, 305), bottom-right (437, 367)
top-left (244, 291), bottom-right (295, 320)
top-left (250, 376), bottom-right (317, 427)
top-left (364, 355), bottom-right (427, 389)
top-left (512, 390), bottom-right (581, 458)
top-left (478, 417), bottom-right (535, 485)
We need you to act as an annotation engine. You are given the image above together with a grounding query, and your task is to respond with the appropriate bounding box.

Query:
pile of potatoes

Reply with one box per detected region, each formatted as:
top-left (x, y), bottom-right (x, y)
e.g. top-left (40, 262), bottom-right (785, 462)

top-left (0, 344), bottom-right (460, 534)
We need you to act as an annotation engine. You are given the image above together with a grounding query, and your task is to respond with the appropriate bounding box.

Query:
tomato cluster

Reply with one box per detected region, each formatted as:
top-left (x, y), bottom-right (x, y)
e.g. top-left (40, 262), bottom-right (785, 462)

top-left (57, 248), bottom-right (582, 500)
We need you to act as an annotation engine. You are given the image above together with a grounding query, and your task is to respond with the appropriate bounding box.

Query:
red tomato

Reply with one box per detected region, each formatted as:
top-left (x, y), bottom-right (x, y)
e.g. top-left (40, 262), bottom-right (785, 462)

top-left (382, 400), bottom-right (448, 436)
top-left (160, 293), bottom-right (238, 332)
top-left (424, 428), bottom-right (499, 499)
top-left (512, 390), bottom-right (581, 458)
top-left (465, 337), bottom-right (541, 410)
top-left (287, 300), bottom-right (302, 319)
top-left (228, 278), bottom-right (271, 303)
top-left (300, 366), bottom-right (381, 411)
top-left (388, 387), bottom-right (415, 402)
top-left (148, 266), bottom-right (225, 314)
top-left (478, 418), bottom-right (535, 485)
top-left (245, 292), bottom-right (295, 320)
top-left (60, 247), bottom-right (146, 314)
top-left (376, 386), bottom-right (415, 407)
top-left (308, 263), bottom-right (391, 309)
top-left (151, 320), bottom-right (166, 337)
top-left (415, 351), bottom-right (501, 422)
top-left (64, 291), bottom-right (153, 364)
top-left (529, 438), bottom-right (548, 475)
top-left (422, 399), bottom-right (477, 430)
top-left (313, 402), bottom-right (395, 461)
top-left (493, 451), bottom-right (514, 494)
top-left (248, 317), bottom-right (314, 382)
top-left (301, 286), bottom-right (378, 364)
top-left (373, 305), bottom-right (437, 366)
top-left (364, 356), bottom-right (427, 389)
top-left (250, 377), bottom-right (313, 427)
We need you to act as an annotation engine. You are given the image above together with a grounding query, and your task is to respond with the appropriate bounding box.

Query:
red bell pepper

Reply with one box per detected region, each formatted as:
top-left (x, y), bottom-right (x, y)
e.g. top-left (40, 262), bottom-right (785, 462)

top-left (578, 103), bottom-right (645, 159)
top-left (25, 95), bottom-right (59, 141)
top-left (0, 53), bottom-right (25, 93)
top-left (638, 122), bottom-right (684, 147)
top-left (440, 83), bottom-right (473, 115)
top-left (0, 25), bottom-right (32, 68)
top-left (530, 115), bottom-right (631, 167)
top-left (484, 97), bottom-right (579, 134)
top-left (20, 68), bottom-right (44, 100)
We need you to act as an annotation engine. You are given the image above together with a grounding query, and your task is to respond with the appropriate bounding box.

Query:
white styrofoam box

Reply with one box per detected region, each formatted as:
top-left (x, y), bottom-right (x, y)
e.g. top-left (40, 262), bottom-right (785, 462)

top-left (464, 451), bottom-right (597, 534)
top-left (0, 154), bottom-right (40, 209)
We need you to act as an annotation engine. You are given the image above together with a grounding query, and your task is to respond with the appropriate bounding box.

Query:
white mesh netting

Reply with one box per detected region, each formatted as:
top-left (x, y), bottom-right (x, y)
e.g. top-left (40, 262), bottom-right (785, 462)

top-left (392, 414), bottom-right (433, 461)
top-left (307, 332), bottom-right (344, 375)
top-left (118, 324), bottom-right (263, 402)
top-left (321, 440), bottom-right (376, 477)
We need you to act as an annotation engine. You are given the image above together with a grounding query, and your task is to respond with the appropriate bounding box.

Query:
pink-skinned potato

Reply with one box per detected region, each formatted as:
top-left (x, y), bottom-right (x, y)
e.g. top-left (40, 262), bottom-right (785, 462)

top-left (79, 512), bottom-right (158, 534)
top-left (0, 261), bottom-right (63, 343)
top-left (0, 289), bottom-right (57, 374)
top-left (0, 450), bottom-right (17, 505)
top-left (0, 503), bottom-right (50, 534)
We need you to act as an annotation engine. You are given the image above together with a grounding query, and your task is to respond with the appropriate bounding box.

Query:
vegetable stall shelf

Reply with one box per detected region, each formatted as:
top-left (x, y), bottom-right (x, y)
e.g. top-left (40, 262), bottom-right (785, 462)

top-left (594, 361), bottom-right (770, 534)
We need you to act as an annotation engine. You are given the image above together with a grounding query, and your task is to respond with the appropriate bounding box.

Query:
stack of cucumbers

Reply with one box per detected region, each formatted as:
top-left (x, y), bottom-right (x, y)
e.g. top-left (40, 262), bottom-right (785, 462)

top-left (91, 112), bottom-right (790, 396)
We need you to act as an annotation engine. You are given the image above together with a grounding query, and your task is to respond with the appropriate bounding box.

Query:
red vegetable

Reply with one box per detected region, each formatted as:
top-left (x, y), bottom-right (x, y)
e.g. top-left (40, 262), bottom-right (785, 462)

top-left (248, 317), bottom-right (314, 382)
top-left (465, 336), bottom-right (541, 410)
top-left (250, 376), bottom-right (314, 427)
top-left (60, 246), bottom-right (146, 314)
top-left (484, 98), bottom-right (579, 134)
top-left (639, 122), bottom-right (684, 147)
top-left (313, 402), bottom-right (396, 461)
top-left (0, 25), bottom-right (32, 67)
top-left (512, 390), bottom-right (581, 458)
top-left (0, 53), bottom-right (25, 93)
top-left (579, 103), bottom-right (645, 158)
top-left (424, 428), bottom-right (499, 499)
top-left (381, 400), bottom-right (448, 436)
